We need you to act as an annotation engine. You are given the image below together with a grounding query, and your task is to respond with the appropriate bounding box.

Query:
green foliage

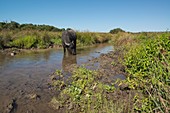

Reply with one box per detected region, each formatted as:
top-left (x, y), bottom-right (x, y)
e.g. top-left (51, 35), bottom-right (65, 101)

top-left (0, 28), bottom-right (112, 49)
top-left (110, 28), bottom-right (125, 34)
top-left (37, 33), bottom-right (51, 49)
top-left (124, 33), bottom-right (170, 112)
top-left (77, 32), bottom-right (96, 46)
top-left (50, 37), bottom-right (62, 45)
top-left (0, 21), bottom-right (19, 30)
top-left (55, 70), bottom-right (63, 77)
top-left (103, 84), bottom-right (116, 92)
top-left (0, 21), bottom-right (62, 32)
top-left (76, 32), bottom-right (111, 47)
top-left (0, 33), bottom-right (12, 49)
top-left (9, 35), bottom-right (38, 49)
top-left (0, 30), bottom-right (62, 49)
top-left (62, 67), bottom-right (96, 102)
top-left (50, 67), bottom-right (117, 112)
top-left (111, 61), bottom-right (116, 66)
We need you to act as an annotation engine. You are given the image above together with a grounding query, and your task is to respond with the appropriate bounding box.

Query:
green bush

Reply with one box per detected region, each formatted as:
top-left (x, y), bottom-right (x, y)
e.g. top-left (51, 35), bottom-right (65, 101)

top-left (124, 33), bottom-right (170, 112)
top-left (0, 21), bottom-right (62, 31)
top-left (76, 32), bottom-right (111, 47)
top-left (10, 35), bottom-right (38, 49)
top-left (77, 32), bottom-right (96, 46)
top-left (0, 33), bottom-right (13, 49)
top-left (110, 28), bottom-right (125, 34)
top-left (36, 34), bottom-right (50, 49)
top-left (24, 36), bottom-right (38, 48)
top-left (50, 37), bottom-right (62, 45)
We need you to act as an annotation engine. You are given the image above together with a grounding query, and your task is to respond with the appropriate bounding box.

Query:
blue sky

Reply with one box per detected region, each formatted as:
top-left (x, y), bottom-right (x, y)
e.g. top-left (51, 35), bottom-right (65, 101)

top-left (0, 0), bottom-right (170, 32)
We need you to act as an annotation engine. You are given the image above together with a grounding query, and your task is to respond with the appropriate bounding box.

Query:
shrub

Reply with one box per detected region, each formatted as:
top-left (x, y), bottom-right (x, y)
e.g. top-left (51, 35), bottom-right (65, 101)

top-left (124, 33), bottom-right (170, 112)
top-left (37, 33), bottom-right (52, 49)
top-left (23, 35), bottom-right (38, 48)
top-left (110, 28), bottom-right (125, 34)
top-left (50, 37), bottom-right (62, 45)
top-left (77, 32), bottom-right (96, 46)
top-left (76, 32), bottom-right (111, 47)
top-left (0, 21), bottom-right (62, 31)
top-left (10, 35), bottom-right (38, 49)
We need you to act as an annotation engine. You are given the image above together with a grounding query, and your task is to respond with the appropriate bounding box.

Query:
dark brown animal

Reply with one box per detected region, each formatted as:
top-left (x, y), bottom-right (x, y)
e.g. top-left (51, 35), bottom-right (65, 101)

top-left (61, 29), bottom-right (77, 55)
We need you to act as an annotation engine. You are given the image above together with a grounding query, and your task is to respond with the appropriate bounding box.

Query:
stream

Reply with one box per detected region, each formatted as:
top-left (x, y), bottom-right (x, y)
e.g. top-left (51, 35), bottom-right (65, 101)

top-left (0, 44), bottom-right (113, 113)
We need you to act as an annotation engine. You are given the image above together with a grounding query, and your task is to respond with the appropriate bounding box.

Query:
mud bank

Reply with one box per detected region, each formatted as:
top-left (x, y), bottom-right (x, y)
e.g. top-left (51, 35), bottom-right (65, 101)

top-left (48, 49), bottom-right (137, 113)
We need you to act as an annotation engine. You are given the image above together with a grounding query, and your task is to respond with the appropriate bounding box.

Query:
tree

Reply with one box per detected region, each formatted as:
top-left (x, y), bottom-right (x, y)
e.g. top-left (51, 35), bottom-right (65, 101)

top-left (8, 21), bottom-right (20, 30)
top-left (0, 21), bottom-right (63, 32)
top-left (109, 28), bottom-right (125, 34)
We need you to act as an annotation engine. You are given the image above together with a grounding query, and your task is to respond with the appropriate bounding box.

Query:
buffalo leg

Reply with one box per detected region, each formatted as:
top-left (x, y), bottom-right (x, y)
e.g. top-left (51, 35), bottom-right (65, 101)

top-left (62, 43), bottom-right (66, 54)
top-left (63, 47), bottom-right (66, 54)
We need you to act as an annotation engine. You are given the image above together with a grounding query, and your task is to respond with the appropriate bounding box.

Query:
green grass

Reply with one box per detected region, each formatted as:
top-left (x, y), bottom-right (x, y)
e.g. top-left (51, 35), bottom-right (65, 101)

top-left (0, 30), bottom-right (113, 49)
top-left (123, 33), bottom-right (170, 112)
top-left (76, 32), bottom-right (112, 47)
top-left (9, 35), bottom-right (37, 49)
top-left (49, 67), bottom-right (129, 113)
top-left (0, 30), bottom-right (62, 49)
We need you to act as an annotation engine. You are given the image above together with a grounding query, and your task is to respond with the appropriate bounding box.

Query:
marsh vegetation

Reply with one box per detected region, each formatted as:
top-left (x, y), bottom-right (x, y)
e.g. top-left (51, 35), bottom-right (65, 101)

top-left (0, 21), bottom-right (170, 113)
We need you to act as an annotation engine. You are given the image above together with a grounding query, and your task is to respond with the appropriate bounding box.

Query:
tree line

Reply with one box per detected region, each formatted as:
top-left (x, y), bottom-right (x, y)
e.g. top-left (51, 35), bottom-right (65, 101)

top-left (0, 21), bottom-right (63, 32)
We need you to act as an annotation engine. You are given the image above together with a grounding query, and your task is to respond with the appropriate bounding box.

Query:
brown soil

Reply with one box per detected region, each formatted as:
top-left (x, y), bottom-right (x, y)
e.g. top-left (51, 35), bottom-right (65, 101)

top-left (0, 48), bottom-right (136, 113)
top-left (0, 78), bottom-right (58, 113)
top-left (48, 49), bottom-right (137, 113)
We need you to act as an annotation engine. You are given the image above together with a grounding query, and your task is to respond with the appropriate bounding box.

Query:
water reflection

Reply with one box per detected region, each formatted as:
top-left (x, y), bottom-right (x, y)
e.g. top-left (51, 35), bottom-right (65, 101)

top-left (62, 53), bottom-right (77, 76)
top-left (0, 44), bottom-right (113, 78)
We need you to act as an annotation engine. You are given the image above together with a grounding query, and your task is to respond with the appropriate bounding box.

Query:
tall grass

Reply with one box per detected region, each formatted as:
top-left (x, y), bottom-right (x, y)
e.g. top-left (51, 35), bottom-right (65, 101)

top-left (9, 35), bottom-right (37, 49)
top-left (123, 33), bottom-right (170, 112)
top-left (77, 32), bottom-right (112, 47)
top-left (0, 30), bottom-right (62, 49)
top-left (0, 30), bottom-right (113, 49)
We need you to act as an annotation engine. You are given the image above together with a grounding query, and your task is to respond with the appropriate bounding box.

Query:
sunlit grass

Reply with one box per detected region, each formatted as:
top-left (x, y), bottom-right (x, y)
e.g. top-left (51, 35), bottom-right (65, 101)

top-left (0, 30), bottom-right (114, 49)
top-left (122, 33), bottom-right (170, 112)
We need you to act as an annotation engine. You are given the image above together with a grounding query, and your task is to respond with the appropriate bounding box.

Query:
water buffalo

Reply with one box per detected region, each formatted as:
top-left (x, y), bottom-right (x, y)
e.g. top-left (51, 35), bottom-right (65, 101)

top-left (62, 29), bottom-right (77, 55)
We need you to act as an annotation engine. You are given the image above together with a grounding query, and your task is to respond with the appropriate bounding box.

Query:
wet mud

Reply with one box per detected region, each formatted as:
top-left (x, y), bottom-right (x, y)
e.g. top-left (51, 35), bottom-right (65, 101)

top-left (48, 48), bottom-right (135, 113)
top-left (0, 44), bottom-right (115, 113)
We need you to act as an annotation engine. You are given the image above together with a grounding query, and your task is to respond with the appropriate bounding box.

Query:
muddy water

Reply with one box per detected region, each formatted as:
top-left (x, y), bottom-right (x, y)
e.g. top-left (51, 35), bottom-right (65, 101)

top-left (0, 44), bottom-right (113, 113)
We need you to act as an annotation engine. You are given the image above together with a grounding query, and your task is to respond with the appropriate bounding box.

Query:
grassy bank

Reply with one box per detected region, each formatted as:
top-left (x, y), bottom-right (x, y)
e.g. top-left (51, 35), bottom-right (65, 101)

top-left (123, 33), bottom-right (170, 112)
top-left (0, 30), bottom-right (113, 50)
top-left (113, 32), bottom-right (170, 112)
top-left (0, 30), bottom-right (62, 49)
